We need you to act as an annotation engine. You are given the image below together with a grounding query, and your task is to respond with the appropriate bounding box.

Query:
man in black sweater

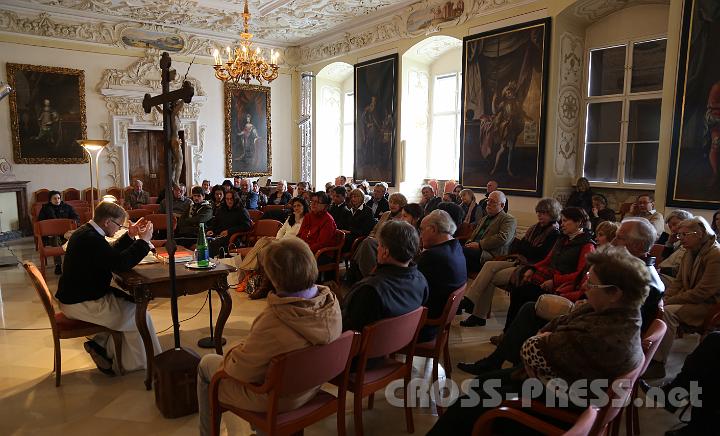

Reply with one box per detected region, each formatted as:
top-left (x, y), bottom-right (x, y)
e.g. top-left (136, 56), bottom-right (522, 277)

top-left (342, 220), bottom-right (429, 332)
top-left (329, 186), bottom-right (352, 230)
top-left (56, 201), bottom-right (160, 375)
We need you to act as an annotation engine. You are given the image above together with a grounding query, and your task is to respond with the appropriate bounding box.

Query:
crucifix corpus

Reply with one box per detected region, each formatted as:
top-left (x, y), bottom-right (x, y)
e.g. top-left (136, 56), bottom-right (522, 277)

top-left (142, 52), bottom-right (199, 419)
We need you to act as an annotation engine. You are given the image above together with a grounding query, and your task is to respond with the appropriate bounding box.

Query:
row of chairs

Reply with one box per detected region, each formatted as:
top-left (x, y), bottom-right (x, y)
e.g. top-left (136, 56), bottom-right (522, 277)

top-left (34, 188), bottom-right (100, 204)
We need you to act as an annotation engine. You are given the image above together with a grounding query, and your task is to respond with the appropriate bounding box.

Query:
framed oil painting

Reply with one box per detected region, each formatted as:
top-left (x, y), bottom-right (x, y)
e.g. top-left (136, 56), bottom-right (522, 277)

top-left (224, 83), bottom-right (271, 177)
top-left (667, 0), bottom-right (720, 209)
top-left (354, 54), bottom-right (398, 186)
top-left (7, 63), bottom-right (87, 164)
top-left (460, 18), bottom-right (551, 197)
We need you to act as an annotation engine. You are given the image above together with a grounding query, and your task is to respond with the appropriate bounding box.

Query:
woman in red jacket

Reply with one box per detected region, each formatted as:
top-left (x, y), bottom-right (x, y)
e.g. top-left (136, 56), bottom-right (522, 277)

top-left (298, 191), bottom-right (337, 253)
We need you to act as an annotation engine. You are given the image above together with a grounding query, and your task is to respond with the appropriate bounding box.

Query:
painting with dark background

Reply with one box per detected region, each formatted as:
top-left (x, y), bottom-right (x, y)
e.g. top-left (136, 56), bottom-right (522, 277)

top-left (668, 0), bottom-right (720, 209)
top-left (460, 18), bottom-right (550, 197)
top-left (7, 63), bottom-right (87, 164)
top-left (354, 54), bottom-right (398, 185)
top-left (224, 83), bottom-right (271, 177)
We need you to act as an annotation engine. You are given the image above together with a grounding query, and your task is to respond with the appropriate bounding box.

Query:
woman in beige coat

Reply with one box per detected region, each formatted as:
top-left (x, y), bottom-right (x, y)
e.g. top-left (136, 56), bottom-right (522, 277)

top-left (648, 216), bottom-right (720, 378)
top-left (197, 237), bottom-right (342, 436)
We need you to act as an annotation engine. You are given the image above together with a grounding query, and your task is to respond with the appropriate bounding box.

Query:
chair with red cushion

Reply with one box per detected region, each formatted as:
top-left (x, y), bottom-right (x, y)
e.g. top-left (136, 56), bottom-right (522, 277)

top-left (228, 219), bottom-right (283, 255)
top-left (82, 187), bottom-right (99, 203)
top-left (261, 204), bottom-right (288, 214)
top-left (23, 261), bottom-right (124, 386)
top-left (106, 187), bottom-right (123, 199)
top-left (314, 229), bottom-right (345, 286)
top-left (414, 285), bottom-right (466, 415)
top-left (472, 405), bottom-right (599, 436)
top-left (62, 188), bottom-right (81, 201)
top-left (140, 203), bottom-right (161, 213)
top-left (127, 209), bottom-right (151, 221)
top-left (144, 213), bottom-right (177, 245)
top-left (333, 306), bottom-right (427, 436)
top-left (248, 209), bottom-right (264, 221)
top-left (36, 218), bottom-right (77, 277)
top-left (209, 330), bottom-right (359, 436)
top-left (34, 189), bottom-right (50, 203)
top-left (65, 200), bottom-right (89, 209)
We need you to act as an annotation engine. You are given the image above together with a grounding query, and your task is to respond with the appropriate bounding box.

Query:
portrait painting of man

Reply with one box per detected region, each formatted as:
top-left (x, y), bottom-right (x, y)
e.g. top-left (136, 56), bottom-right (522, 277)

top-left (224, 83), bottom-right (271, 177)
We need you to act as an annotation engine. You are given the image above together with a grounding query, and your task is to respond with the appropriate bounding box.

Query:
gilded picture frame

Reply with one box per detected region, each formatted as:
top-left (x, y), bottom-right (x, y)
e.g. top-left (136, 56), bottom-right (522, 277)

top-left (7, 63), bottom-right (88, 164)
top-left (224, 83), bottom-right (272, 177)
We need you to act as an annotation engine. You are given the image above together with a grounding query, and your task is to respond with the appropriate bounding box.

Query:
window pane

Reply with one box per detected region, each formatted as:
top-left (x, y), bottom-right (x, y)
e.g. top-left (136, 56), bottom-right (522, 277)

top-left (342, 124), bottom-right (354, 176)
top-left (624, 142), bottom-right (658, 184)
top-left (433, 74), bottom-right (457, 113)
top-left (430, 114), bottom-right (458, 179)
top-left (586, 102), bottom-right (622, 142)
top-left (584, 143), bottom-right (619, 182)
top-left (627, 99), bottom-right (661, 142)
top-left (343, 93), bottom-right (354, 124)
top-left (589, 46), bottom-right (626, 96)
top-left (631, 39), bottom-right (666, 93)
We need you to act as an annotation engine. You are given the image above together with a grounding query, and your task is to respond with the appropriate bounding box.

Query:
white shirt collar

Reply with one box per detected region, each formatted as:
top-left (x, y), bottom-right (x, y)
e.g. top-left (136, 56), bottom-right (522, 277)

top-left (88, 220), bottom-right (107, 237)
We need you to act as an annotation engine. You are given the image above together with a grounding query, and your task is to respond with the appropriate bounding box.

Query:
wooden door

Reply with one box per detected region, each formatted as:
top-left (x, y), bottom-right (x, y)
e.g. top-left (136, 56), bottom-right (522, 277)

top-left (127, 130), bottom-right (186, 196)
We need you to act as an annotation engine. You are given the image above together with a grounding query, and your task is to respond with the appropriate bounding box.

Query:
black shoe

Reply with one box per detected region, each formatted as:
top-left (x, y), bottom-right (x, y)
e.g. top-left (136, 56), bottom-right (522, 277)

top-left (459, 315), bottom-right (487, 327)
top-left (83, 341), bottom-right (115, 376)
top-left (54, 264), bottom-right (62, 275)
top-left (457, 357), bottom-right (502, 375)
top-left (457, 297), bottom-right (475, 315)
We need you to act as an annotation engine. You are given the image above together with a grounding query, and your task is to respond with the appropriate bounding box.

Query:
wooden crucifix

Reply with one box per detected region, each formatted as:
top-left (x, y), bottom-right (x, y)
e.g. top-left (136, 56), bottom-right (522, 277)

top-left (142, 52), bottom-right (194, 349)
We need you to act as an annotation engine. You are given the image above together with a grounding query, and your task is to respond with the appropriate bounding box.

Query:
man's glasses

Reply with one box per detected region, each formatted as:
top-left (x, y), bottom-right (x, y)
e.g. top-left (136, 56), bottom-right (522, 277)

top-left (677, 231), bottom-right (699, 238)
top-left (111, 219), bottom-right (128, 230)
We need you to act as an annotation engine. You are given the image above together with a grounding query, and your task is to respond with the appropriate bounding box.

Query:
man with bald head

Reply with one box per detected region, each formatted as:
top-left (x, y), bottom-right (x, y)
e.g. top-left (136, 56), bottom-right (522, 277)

top-left (463, 190), bottom-right (516, 273)
top-left (476, 180), bottom-right (509, 220)
top-left (124, 179), bottom-right (150, 209)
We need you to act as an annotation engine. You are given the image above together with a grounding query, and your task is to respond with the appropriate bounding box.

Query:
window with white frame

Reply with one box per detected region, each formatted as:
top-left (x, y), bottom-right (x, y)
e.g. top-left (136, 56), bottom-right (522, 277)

top-left (404, 68), bottom-right (429, 182)
top-left (316, 85), bottom-right (342, 187)
top-left (429, 73), bottom-right (461, 180)
top-left (582, 38), bottom-right (666, 186)
top-left (342, 92), bottom-right (354, 177)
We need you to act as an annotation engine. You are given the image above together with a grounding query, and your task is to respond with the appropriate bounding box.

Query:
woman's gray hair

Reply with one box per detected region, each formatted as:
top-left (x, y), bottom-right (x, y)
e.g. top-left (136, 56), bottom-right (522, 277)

top-left (535, 198), bottom-right (562, 222)
top-left (423, 209), bottom-right (457, 235)
top-left (665, 209), bottom-right (693, 224)
top-left (459, 188), bottom-right (476, 203)
top-left (679, 216), bottom-right (716, 241)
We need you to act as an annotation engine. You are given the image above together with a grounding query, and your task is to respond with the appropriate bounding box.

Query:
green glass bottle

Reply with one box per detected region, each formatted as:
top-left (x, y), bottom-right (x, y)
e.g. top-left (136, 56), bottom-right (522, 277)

top-left (196, 223), bottom-right (210, 267)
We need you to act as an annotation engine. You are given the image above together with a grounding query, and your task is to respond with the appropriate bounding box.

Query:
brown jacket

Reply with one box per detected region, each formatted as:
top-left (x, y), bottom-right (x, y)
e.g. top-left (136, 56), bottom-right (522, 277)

top-left (665, 238), bottom-right (720, 326)
top-left (469, 210), bottom-right (517, 262)
top-left (219, 285), bottom-right (342, 411)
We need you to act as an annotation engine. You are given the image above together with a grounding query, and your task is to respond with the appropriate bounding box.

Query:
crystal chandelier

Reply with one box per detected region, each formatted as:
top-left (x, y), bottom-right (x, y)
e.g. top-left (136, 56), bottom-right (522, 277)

top-left (213, 0), bottom-right (279, 85)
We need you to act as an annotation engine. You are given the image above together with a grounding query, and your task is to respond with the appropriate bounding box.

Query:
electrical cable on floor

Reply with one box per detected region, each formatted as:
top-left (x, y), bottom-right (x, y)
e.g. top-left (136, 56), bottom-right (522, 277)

top-left (156, 291), bottom-right (210, 334)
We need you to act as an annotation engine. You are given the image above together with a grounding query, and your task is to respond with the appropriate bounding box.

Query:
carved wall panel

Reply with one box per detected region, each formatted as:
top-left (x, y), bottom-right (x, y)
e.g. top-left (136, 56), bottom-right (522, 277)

top-left (554, 31), bottom-right (584, 178)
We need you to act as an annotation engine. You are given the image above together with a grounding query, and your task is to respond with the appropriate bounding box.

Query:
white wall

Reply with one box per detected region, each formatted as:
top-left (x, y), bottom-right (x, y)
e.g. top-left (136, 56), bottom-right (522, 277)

top-left (0, 41), bottom-right (294, 203)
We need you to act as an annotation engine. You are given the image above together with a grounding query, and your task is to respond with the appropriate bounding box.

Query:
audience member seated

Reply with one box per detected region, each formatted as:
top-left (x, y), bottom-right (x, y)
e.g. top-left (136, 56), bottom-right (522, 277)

top-left (589, 193), bottom-right (615, 231)
top-left (38, 190), bottom-right (80, 275)
top-left (328, 186), bottom-right (352, 230)
top-left (459, 188), bottom-right (479, 224)
top-left (56, 202), bottom-right (160, 375)
top-left (656, 210), bottom-right (694, 284)
top-left (267, 179), bottom-right (292, 205)
top-left (342, 220), bottom-right (429, 332)
top-left (436, 201), bottom-right (465, 235)
top-left (712, 209), bottom-right (720, 241)
top-left (295, 181), bottom-right (313, 203)
top-left (196, 238), bottom-right (342, 436)
top-left (648, 216), bottom-right (720, 379)
top-left (324, 182), bottom-right (334, 194)
top-left (207, 190), bottom-right (252, 257)
top-left (159, 184), bottom-right (192, 216)
top-left (459, 198), bottom-right (561, 327)
top-left (357, 180), bottom-right (372, 203)
top-left (175, 186), bottom-right (214, 247)
top-left (565, 176), bottom-right (594, 216)
top-left (501, 207), bottom-right (594, 330)
top-left (238, 197), bottom-right (309, 300)
top-left (232, 176), bottom-right (242, 191)
top-left (400, 203), bottom-right (424, 233)
top-left (124, 179), bottom-right (150, 210)
top-left (210, 185), bottom-right (225, 215)
top-left (458, 221), bottom-right (664, 375)
top-left (237, 178), bottom-right (259, 210)
top-left (476, 180), bottom-right (509, 221)
top-left (252, 180), bottom-right (268, 208)
top-left (366, 182), bottom-right (390, 219)
top-left (417, 210), bottom-right (467, 342)
top-left (334, 175), bottom-right (347, 186)
top-left (221, 179), bottom-right (233, 193)
top-left (430, 248), bottom-right (649, 435)
top-left (462, 190), bottom-right (516, 273)
top-left (344, 188), bottom-right (376, 252)
top-left (625, 194), bottom-right (665, 236)
top-left (420, 184), bottom-right (442, 215)
top-left (594, 220), bottom-right (619, 247)
top-left (442, 192), bottom-right (459, 204)
top-left (297, 191), bottom-right (337, 255)
top-left (452, 183), bottom-right (464, 199)
top-left (201, 179), bottom-right (212, 201)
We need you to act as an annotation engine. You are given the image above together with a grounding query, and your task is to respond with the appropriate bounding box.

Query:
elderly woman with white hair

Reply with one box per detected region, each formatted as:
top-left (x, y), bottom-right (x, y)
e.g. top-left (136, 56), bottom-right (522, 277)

top-left (646, 216), bottom-right (720, 379)
top-left (267, 179), bottom-right (292, 205)
top-left (417, 210), bottom-right (468, 341)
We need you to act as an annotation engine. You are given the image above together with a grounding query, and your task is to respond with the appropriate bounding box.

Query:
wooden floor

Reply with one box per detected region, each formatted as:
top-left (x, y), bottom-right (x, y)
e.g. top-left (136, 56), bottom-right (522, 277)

top-left (0, 237), bottom-right (693, 435)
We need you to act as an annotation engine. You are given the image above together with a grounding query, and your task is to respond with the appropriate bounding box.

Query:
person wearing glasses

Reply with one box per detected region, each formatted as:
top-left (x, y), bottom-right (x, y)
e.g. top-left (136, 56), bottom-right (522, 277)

top-left (462, 190), bottom-right (517, 273)
top-left (647, 216), bottom-right (720, 379)
top-left (55, 201), bottom-right (160, 376)
top-left (298, 191), bottom-right (338, 254)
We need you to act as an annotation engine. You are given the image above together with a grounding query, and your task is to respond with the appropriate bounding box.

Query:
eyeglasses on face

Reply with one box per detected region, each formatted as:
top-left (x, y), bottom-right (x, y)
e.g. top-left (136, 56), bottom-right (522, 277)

top-left (677, 231), bottom-right (699, 238)
top-left (111, 219), bottom-right (128, 229)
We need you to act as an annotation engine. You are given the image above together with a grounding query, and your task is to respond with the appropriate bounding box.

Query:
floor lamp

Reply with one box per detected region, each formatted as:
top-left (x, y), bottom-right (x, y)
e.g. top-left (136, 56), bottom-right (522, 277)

top-left (77, 140), bottom-right (109, 208)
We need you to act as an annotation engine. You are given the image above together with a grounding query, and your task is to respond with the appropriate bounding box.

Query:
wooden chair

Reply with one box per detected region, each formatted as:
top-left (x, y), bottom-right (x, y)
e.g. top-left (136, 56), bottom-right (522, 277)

top-left (443, 180), bottom-right (458, 194)
top-left (261, 204), bottom-right (288, 213)
top-left (414, 285), bottom-right (466, 415)
top-left (73, 206), bottom-right (92, 224)
top-left (62, 188), bottom-right (81, 201)
top-left (148, 196), bottom-right (158, 204)
top-left (227, 219), bottom-right (283, 255)
top-left (677, 303), bottom-right (720, 340)
top-left (65, 200), bottom-right (89, 209)
top-left (140, 203), bottom-right (161, 213)
top-left (106, 187), bottom-right (123, 199)
top-left (209, 330), bottom-right (359, 436)
top-left (649, 243), bottom-right (665, 265)
top-left (127, 209), bottom-right (151, 221)
top-left (144, 213), bottom-right (177, 245)
top-left (332, 307), bottom-right (427, 436)
top-left (248, 209), bottom-right (264, 221)
top-left (36, 219), bottom-right (77, 276)
top-left (34, 188), bottom-right (50, 203)
top-left (456, 223), bottom-right (476, 243)
top-left (472, 405), bottom-right (599, 436)
top-left (315, 229), bottom-right (345, 286)
top-left (342, 234), bottom-right (366, 267)
top-left (612, 319), bottom-right (667, 436)
top-left (82, 187), bottom-right (99, 203)
top-left (619, 202), bottom-right (633, 220)
top-left (23, 261), bottom-right (124, 386)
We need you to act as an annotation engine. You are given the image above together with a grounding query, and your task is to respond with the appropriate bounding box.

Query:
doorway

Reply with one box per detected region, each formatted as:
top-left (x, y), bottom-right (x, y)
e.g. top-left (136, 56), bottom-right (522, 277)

top-left (127, 130), bottom-right (186, 196)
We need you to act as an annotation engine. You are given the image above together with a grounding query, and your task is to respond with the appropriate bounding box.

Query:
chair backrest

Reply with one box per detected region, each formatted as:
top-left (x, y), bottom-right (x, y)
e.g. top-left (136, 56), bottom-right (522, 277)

top-left (443, 180), bottom-right (457, 194)
top-left (361, 306), bottom-right (427, 359)
top-left (649, 244), bottom-right (664, 263)
top-left (34, 189), bottom-right (50, 203)
top-left (145, 214), bottom-right (176, 231)
top-left (564, 406), bottom-right (599, 436)
top-left (330, 230), bottom-right (346, 261)
top-left (106, 187), bottom-right (123, 199)
top-left (82, 187), bottom-right (99, 202)
top-left (31, 203), bottom-right (43, 222)
top-left (593, 360), bottom-right (645, 433)
top-left (22, 261), bottom-right (58, 332)
top-left (148, 196), bottom-right (158, 204)
top-left (140, 203), bottom-right (161, 213)
top-left (619, 202), bottom-right (633, 219)
top-left (248, 209), bottom-right (264, 221)
top-left (432, 285), bottom-right (466, 329)
top-left (262, 204), bottom-right (287, 213)
top-left (65, 200), bottom-right (89, 209)
top-left (62, 188), bottom-right (81, 201)
top-left (127, 209), bottom-right (151, 221)
top-left (640, 319), bottom-right (667, 374)
top-left (37, 218), bottom-right (77, 238)
top-left (254, 219), bottom-right (283, 238)
top-left (456, 223), bottom-right (475, 242)
top-left (269, 330), bottom-right (356, 396)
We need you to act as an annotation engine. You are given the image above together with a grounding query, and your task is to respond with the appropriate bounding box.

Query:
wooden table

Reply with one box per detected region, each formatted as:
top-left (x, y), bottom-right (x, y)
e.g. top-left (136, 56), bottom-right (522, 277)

top-left (113, 262), bottom-right (235, 390)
